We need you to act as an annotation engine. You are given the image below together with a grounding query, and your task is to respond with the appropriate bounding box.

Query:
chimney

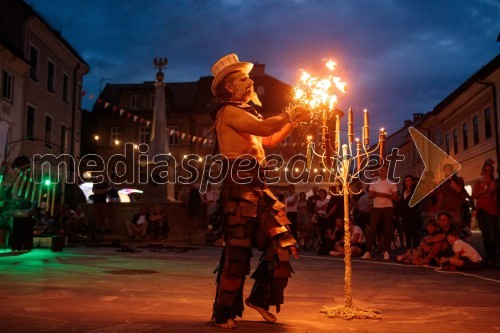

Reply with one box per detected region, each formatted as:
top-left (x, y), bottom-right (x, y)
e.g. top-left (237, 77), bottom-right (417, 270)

top-left (413, 113), bottom-right (424, 121)
top-left (251, 63), bottom-right (266, 77)
top-left (404, 120), bottom-right (412, 127)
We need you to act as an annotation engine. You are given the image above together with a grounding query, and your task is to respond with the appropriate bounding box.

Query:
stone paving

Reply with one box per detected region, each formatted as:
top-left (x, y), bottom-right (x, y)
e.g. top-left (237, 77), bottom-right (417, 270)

top-left (0, 239), bottom-right (499, 333)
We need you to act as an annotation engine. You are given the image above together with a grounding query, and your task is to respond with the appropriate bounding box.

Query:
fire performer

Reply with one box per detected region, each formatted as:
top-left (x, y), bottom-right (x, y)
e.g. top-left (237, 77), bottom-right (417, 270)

top-left (209, 53), bottom-right (308, 329)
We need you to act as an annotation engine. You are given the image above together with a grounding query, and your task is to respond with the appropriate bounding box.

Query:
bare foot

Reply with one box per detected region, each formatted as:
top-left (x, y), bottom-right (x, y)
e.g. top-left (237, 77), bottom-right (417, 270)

top-left (213, 318), bottom-right (237, 329)
top-left (245, 298), bottom-right (277, 323)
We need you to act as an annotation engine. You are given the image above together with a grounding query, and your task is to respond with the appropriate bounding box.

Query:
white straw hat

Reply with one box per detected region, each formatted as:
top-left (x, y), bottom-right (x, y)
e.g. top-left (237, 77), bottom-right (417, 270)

top-left (211, 53), bottom-right (253, 96)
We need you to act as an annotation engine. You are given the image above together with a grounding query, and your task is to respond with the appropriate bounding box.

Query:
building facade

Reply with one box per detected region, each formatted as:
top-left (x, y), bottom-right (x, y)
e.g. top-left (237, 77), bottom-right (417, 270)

top-left (0, 0), bottom-right (89, 212)
top-left (386, 54), bottom-right (500, 193)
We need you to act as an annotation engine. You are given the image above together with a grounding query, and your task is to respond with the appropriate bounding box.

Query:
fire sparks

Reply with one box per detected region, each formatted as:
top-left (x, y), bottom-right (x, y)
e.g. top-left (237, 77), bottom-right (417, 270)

top-left (291, 59), bottom-right (347, 120)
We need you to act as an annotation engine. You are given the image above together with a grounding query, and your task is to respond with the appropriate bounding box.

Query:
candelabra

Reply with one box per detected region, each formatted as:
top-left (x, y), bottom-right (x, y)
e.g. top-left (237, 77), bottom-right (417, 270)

top-left (309, 106), bottom-right (383, 320)
top-left (292, 60), bottom-right (383, 319)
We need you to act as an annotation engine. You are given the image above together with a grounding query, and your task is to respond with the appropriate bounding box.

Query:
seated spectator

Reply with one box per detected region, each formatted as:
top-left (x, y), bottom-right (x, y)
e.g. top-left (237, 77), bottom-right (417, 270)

top-left (65, 206), bottom-right (89, 240)
top-left (318, 217), bottom-right (343, 255)
top-left (125, 206), bottom-right (150, 240)
top-left (149, 204), bottom-right (169, 239)
top-left (439, 231), bottom-right (482, 271)
top-left (330, 219), bottom-right (366, 257)
top-left (397, 218), bottom-right (438, 264)
top-left (401, 213), bottom-right (454, 266)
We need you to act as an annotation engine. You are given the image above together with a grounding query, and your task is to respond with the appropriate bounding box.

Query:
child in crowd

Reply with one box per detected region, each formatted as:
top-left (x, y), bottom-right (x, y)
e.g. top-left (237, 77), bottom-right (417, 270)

top-left (440, 231), bottom-right (482, 271)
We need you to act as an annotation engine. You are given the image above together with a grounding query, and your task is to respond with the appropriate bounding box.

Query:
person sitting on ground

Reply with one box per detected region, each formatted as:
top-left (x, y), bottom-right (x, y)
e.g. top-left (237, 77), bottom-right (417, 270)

top-left (125, 206), bottom-right (150, 240)
top-left (330, 218), bottom-right (366, 257)
top-left (148, 204), bottom-right (169, 239)
top-left (439, 230), bottom-right (482, 271)
top-left (318, 216), bottom-right (343, 255)
top-left (397, 218), bottom-right (438, 264)
top-left (411, 212), bottom-right (454, 266)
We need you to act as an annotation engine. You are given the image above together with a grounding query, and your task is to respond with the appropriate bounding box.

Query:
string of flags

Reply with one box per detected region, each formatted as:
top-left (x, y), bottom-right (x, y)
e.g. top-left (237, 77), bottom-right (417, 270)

top-left (95, 98), bottom-right (307, 148)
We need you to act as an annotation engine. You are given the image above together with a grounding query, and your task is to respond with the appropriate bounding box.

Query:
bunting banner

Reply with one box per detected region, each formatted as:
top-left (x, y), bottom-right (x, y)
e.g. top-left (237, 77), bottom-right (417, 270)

top-left (94, 98), bottom-right (305, 148)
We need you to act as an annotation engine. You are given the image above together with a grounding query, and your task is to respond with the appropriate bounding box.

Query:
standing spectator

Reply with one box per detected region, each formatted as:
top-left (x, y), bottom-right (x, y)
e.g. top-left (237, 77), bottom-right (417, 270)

top-left (203, 183), bottom-right (218, 227)
top-left (92, 179), bottom-right (110, 233)
top-left (472, 160), bottom-right (497, 267)
top-left (314, 189), bottom-right (331, 236)
top-left (125, 206), bottom-right (150, 240)
top-left (188, 185), bottom-right (202, 229)
top-left (286, 184), bottom-right (298, 240)
top-left (436, 164), bottom-right (466, 232)
top-left (325, 183), bottom-right (344, 226)
top-left (398, 175), bottom-right (421, 252)
top-left (306, 186), bottom-right (320, 221)
top-left (417, 171), bottom-right (439, 227)
top-left (296, 192), bottom-right (309, 246)
top-left (361, 165), bottom-right (399, 260)
top-left (354, 185), bottom-right (372, 236)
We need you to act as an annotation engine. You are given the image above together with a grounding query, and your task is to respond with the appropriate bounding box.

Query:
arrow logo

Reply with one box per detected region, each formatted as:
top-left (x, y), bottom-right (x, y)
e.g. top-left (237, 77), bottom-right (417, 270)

top-left (408, 127), bottom-right (461, 207)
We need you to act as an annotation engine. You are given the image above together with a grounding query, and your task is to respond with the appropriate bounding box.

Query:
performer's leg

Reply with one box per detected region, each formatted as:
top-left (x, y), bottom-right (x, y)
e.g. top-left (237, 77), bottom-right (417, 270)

top-left (212, 245), bottom-right (251, 326)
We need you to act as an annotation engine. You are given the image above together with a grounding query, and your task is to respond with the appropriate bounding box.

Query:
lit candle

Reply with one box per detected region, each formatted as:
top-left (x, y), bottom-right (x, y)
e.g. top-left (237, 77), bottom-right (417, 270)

top-left (342, 144), bottom-right (349, 160)
top-left (348, 106), bottom-right (353, 144)
top-left (335, 115), bottom-right (340, 151)
top-left (379, 128), bottom-right (386, 163)
top-left (363, 109), bottom-right (370, 146)
top-left (356, 138), bottom-right (362, 171)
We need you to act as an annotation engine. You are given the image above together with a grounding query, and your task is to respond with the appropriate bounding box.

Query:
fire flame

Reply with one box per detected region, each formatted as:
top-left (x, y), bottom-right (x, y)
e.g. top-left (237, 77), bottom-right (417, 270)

top-left (291, 59), bottom-right (347, 117)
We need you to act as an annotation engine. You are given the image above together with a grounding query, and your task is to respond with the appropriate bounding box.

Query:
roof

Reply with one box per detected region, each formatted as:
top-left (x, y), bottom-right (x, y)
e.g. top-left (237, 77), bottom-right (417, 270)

top-left (433, 53), bottom-right (500, 114)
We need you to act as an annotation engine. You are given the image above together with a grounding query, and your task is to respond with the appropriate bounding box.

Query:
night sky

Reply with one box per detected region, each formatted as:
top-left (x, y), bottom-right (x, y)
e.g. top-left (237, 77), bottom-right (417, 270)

top-left (26, 0), bottom-right (499, 135)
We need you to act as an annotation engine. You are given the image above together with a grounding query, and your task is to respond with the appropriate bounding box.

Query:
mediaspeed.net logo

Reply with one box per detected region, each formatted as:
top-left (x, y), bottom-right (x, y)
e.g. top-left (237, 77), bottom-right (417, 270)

top-left (30, 127), bottom-right (460, 199)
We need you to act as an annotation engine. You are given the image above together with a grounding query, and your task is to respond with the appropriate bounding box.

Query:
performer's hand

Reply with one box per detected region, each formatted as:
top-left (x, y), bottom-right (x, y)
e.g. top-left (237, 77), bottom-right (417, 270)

top-left (288, 105), bottom-right (310, 123)
top-left (290, 245), bottom-right (299, 259)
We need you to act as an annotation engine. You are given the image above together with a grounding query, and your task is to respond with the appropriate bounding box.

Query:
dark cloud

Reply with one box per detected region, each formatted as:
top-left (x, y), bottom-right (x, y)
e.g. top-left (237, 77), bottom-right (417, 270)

top-left (27, 0), bottom-right (499, 132)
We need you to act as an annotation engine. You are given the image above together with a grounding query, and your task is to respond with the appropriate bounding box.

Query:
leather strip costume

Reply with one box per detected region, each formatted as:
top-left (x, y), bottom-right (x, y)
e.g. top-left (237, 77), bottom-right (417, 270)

top-left (211, 104), bottom-right (296, 324)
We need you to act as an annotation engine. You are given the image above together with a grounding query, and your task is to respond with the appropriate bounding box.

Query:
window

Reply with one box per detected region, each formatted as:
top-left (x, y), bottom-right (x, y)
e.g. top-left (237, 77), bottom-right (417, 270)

top-left (452, 128), bottom-right (458, 154)
top-left (26, 105), bottom-right (35, 140)
top-left (130, 95), bottom-right (140, 109)
top-left (29, 45), bottom-right (39, 81)
top-left (1, 70), bottom-right (13, 102)
top-left (169, 125), bottom-right (180, 145)
top-left (60, 124), bottom-right (67, 153)
top-left (62, 73), bottom-right (69, 103)
top-left (47, 60), bottom-right (55, 92)
top-left (139, 126), bottom-right (150, 144)
top-left (45, 115), bottom-right (53, 148)
top-left (484, 108), bottom-right (492, 139)
top-left (110, 127), bottom-right (122, 145)
top-left (444, 133), bottom-right (450, 155)
top-left (472, 115), bottom-right (479, 145)
top-left (462, 122), bottom-right (468, 150)
top-left (150, 94), bottom-right (155, 108)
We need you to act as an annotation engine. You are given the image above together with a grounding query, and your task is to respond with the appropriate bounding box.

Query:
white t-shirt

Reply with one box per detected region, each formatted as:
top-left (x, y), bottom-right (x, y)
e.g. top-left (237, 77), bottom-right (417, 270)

top-left (136, 214), bottom-right (147, 225)
top-left (452, 239), bottom-right (482, 262)
top-left (370, 179), bottom-right (398, 208)
top-left (351, 225), bottom-right (366, 243)
top-left (315, 198), bottom-right (329, 215)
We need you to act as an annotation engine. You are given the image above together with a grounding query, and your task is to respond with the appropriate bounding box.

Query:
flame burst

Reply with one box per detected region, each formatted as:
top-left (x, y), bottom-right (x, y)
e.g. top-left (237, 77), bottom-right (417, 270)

top-left (291, 59), bottom-right (347, 122)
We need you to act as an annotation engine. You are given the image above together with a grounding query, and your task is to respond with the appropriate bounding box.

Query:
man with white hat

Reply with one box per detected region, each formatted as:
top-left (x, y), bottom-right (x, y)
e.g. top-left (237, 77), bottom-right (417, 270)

top-left (209, 53), bottom-right (307, 329)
